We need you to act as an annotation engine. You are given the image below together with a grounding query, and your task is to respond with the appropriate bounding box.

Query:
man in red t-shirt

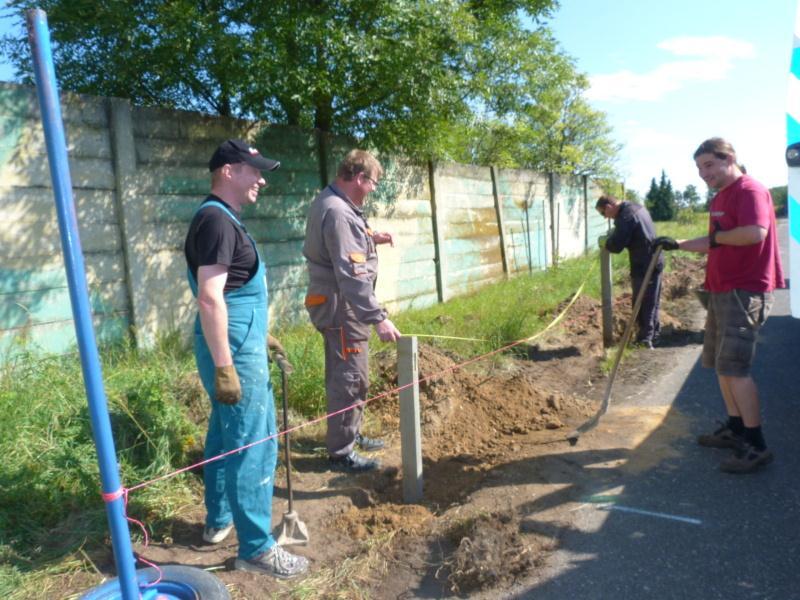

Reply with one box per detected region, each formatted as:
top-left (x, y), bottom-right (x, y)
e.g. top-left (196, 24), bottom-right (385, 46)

top-left (655, 137), bottom-right (785, 474)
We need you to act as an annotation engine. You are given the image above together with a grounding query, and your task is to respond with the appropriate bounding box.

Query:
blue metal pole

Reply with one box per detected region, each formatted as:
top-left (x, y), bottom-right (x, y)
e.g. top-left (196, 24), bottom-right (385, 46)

top-left (26, 10), bottom-right (140, 600)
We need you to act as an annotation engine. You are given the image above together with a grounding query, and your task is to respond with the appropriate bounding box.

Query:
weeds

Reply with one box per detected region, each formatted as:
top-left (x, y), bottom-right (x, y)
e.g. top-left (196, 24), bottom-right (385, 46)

top-left (0, 334), bottom-right (202, 597)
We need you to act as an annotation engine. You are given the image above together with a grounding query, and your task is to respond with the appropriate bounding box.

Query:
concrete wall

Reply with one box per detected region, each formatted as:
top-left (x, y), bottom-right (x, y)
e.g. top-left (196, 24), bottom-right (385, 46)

top-left (0, 81), bottom-right (607, 358)
top-left (0, 83), bottom-right (129, 357)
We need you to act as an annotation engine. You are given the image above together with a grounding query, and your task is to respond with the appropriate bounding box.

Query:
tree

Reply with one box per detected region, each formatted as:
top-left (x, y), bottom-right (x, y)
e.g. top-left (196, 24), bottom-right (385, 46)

top-left (681, 184), bottom-right (702, 211)
top-left (624, 188), bottom-right (642, 204)
top-left (2, 0), bottom-right (621, 173)
top-left (769, 185), bottom-right (788, 217)
top-left (442, 32), bottom-right (621, 178)
top-left (646, 170), bottom-right (677, 221)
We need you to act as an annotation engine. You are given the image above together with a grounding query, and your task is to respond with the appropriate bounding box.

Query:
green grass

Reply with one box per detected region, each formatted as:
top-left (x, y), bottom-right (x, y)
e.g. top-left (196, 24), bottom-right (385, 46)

top-left (0, 333), bottom-right (204, 599)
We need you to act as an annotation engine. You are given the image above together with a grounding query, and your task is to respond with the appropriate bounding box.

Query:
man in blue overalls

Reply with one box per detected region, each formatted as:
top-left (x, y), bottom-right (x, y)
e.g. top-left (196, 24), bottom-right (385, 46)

top-left (184, 139), bottom-right (308, 578)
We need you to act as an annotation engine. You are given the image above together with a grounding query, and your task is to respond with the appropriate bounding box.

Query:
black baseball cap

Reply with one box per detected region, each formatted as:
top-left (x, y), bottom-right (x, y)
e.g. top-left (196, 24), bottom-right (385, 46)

top-left (208, 139), bottom-right (280, 172)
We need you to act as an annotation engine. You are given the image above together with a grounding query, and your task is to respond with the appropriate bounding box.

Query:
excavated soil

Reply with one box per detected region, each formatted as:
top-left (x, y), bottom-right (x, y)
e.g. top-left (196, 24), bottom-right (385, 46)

top-left (69, 256), bottom-right (707, 599)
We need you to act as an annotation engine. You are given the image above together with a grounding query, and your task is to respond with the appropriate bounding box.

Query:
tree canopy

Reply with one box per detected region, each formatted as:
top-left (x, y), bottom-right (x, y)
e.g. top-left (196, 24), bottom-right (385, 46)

top-left (2, 0), bottom-right (621, 173)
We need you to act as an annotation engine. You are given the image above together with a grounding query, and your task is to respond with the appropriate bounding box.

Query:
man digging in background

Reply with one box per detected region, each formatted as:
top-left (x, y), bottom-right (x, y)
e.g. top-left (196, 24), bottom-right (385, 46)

top-left (597, 194), bottom-right (664, 349)
top-left (656, 137), bottom-right (785, 474)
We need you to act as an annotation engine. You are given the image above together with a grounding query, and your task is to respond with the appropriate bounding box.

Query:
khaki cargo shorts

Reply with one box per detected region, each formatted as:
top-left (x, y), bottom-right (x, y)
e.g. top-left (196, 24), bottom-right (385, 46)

top-left (702, 289), bottom-right (773, 377)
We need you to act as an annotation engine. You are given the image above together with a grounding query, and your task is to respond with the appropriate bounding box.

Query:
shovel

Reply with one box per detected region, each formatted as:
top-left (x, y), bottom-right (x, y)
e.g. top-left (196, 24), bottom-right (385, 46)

top-left (566, 247), bottom-right (663, 445)
top-left (276, 368), bottom-right (310, 546)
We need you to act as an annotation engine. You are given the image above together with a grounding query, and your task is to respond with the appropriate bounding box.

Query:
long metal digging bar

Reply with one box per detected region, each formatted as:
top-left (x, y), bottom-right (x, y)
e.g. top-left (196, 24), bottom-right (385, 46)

top-left (566, 247), bottom-right (664, 445)
top-left (276, 369), bottom-right (310, 546)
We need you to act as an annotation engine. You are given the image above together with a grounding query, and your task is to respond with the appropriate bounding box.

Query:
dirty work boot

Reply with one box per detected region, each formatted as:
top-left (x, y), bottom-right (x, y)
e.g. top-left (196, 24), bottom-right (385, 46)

top-left (234, 544), bottom-right (309, 579)
top-left (697, 423), bottom-right (744, 450)
top-left (202, 523), bottom-right (233, 544)
top-left (719, 444), bottom-right (774, 474)
top-left (356, 433), bottom-right (385, 452)
top-left (329, 450), bottom-right (380, 473)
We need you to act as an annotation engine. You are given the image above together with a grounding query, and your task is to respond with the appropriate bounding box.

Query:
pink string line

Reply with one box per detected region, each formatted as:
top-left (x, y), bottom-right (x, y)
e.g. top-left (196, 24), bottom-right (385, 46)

top-left (125, 274), bottom-right (588, 494)
top-left (127, 327), bottom-right (547, 494)
top-left (98, 272), bottom-right (588, 581)
top-left (100, 488), bottom-right (163, 588)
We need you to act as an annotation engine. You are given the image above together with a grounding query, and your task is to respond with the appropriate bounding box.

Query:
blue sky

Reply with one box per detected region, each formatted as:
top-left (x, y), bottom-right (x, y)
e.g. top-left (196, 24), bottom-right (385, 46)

top-left (0, 2), bottom-right (795, 197)
top-left (549, 0), bottom-right (796, 196)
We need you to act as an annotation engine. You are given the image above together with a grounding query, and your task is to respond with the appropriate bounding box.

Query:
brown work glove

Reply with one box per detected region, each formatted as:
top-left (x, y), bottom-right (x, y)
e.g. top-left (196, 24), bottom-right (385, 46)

top-left (268, 334), bottom-right (294, 374)
top-left (214, 365), bottom-right (241, 404)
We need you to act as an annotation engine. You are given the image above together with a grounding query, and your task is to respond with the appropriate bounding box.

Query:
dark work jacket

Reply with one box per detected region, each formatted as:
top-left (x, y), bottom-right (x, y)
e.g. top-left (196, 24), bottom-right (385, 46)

top-left (605, 202), bottom-right (663, 277)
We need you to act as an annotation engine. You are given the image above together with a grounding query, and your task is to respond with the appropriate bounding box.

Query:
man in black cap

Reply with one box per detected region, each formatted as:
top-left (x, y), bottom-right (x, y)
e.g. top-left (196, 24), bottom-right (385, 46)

top-left (184, 139), bottom-right (308, 578)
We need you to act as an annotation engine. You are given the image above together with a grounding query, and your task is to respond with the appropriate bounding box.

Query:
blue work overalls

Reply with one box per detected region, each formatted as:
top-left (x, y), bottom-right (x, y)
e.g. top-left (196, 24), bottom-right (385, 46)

top-left (188, 201), bottom-right (278, 560)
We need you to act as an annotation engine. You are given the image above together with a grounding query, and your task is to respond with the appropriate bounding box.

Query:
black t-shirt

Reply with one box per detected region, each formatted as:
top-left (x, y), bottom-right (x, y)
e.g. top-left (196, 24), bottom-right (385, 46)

top-left (184, 195), bottom-right (258, 292)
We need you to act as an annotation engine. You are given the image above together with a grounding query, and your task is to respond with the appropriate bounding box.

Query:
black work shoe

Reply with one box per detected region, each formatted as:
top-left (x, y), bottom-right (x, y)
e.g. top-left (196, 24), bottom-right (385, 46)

top-left (697, 423), bottom-right (744, 449)
top-left (719, 444), bottom-right (774, 474)
top-left (356, 433), bottom-right (385, 452)
top-left (329, 451), bottom-right (380, 473)
top-left (631, 339), bottom-right (654, 350)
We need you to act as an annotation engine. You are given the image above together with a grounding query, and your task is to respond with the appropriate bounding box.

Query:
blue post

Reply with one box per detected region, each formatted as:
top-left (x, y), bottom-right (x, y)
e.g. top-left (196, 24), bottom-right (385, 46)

top-left (26, 10), bottom-right (140, 600)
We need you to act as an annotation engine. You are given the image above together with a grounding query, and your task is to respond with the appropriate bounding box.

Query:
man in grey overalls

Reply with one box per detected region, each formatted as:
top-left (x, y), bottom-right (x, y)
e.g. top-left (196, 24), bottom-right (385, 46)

top-left (303, 150), bottom-right (401, 472)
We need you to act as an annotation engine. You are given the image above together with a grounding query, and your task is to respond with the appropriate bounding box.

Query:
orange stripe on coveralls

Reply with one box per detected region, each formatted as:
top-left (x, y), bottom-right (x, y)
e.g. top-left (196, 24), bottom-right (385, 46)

top-left (304, 294), bottom-right (327, 306)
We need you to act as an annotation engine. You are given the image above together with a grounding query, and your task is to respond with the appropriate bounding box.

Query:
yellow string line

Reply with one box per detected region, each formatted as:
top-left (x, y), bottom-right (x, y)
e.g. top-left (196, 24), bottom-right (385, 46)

top-left (405, 265), bottom-right (592, 346)
top-left (408, 333), bottom-right (489, 342)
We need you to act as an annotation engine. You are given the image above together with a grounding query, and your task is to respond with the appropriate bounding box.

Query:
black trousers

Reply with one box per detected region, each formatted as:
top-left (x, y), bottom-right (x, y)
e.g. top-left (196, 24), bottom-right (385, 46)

top-left (631, 268), bottom-right (662, 343)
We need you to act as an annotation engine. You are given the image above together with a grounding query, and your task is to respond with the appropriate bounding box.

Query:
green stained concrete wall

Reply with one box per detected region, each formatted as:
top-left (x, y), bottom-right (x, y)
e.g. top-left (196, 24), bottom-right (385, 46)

top-left (0, 83), bottom-right (128, 359)
top-left (0, 81), bottom-right (606, 361)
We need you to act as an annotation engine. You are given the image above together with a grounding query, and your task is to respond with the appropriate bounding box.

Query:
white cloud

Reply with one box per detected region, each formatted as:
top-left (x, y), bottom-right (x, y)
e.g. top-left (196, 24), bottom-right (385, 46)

top-left (587, 36), bottom-right (756, 102)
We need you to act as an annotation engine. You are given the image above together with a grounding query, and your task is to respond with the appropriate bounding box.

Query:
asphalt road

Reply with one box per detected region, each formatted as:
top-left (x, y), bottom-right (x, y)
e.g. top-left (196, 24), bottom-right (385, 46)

top-left (509, 219), bottom-right (800, 600)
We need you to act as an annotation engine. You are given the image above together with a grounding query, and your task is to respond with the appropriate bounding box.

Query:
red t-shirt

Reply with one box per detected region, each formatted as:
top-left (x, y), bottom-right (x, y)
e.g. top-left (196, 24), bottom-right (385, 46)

top-left (705, 175), bottom-right (785, 293)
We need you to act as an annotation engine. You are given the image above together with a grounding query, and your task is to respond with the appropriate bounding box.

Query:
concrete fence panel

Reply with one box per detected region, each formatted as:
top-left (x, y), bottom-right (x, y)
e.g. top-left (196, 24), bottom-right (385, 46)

top-left (0, 81), bottom-right (612, 360)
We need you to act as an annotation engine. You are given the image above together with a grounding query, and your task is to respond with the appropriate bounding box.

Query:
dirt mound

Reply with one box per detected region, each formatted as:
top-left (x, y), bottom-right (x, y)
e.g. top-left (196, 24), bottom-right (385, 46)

top-left (442, 510), bottom-right (547, 594)
top-left (374, 343), bottom-right (593, 466)
top-left (335, 503), bottom-right (433, 540)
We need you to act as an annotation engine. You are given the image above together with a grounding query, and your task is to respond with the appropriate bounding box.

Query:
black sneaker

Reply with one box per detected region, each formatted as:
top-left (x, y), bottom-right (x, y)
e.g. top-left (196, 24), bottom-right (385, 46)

top-left (631, 339), bottom-right (654, 350)
top-left (329, 451), bottom-right (380, 473)
top-left (697, 423), bottom-right (744, 449)
top-left (719, 444), bottom-right (774, 474)
top-left (356, 433), bottom-right (385, 452)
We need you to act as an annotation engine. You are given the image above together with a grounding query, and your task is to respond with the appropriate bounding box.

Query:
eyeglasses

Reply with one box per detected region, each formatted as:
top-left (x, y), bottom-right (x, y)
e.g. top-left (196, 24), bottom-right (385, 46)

top-left (361, 173), bottom-right (379, 187)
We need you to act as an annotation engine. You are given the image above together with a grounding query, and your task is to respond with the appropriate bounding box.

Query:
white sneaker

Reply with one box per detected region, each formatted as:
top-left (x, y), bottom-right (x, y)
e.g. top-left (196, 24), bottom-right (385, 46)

top-left (202, 523), bottom-right (233, 544)
top-left (234, 544), bottom-right (309, 579)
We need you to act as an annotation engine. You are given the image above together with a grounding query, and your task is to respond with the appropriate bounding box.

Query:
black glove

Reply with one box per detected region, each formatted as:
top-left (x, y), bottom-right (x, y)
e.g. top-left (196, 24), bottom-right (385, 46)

top-left (709, 221), bottom-right (722, 248)
top-left (653, 236), bottom-right (679, 251)
top-left (268, 334), bottom-right (294, 374)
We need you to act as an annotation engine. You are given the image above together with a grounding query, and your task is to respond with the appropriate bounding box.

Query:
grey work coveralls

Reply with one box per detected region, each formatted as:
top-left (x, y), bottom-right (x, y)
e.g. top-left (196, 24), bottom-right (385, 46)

top-left (303, 184), bottom-right (387, 457)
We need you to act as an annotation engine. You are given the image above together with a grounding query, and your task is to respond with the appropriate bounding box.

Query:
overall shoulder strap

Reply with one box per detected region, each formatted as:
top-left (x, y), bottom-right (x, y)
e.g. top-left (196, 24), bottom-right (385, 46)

top-left (197, 199), bottom-right (243, 227)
